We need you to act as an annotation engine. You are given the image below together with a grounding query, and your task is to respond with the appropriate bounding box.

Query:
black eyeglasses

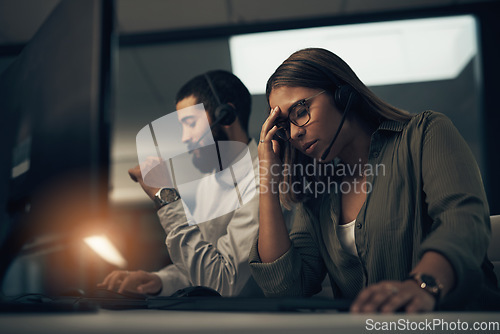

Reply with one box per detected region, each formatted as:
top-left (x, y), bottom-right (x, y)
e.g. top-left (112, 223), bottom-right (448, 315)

top-left (274, 90), bottom-right (326, 141)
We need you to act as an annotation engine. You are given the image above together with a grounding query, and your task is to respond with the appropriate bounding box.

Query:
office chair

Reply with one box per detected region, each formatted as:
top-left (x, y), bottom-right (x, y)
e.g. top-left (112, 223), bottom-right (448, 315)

top-left (488, 215), bottom-right (500, 283)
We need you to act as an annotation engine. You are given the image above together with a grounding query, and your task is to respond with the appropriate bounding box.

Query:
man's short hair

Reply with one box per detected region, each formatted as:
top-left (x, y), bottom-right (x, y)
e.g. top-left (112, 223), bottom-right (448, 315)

top-left (175, 70), bottom-right (252, 135)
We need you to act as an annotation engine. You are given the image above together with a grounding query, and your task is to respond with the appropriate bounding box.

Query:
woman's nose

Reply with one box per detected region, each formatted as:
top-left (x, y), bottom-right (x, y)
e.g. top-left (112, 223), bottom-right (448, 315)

top-left (289, 123), bottom-right (304, 141)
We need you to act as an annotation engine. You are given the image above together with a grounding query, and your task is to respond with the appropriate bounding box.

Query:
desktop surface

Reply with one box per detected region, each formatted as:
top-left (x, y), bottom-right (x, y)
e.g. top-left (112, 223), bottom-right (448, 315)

top-left (1, 309), bottom-right (500, 334)
top-left (0, 294), bottom-right (351, 313)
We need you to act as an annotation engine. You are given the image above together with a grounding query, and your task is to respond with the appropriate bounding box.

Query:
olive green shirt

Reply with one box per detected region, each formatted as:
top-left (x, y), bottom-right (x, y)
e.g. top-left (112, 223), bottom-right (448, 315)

top-left (249, 111), bottom-right (497, 309)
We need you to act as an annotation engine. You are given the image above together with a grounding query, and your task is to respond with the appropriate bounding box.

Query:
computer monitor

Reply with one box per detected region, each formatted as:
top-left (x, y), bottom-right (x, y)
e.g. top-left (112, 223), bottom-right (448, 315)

top-left (0, 0), bottom-right (114, 295)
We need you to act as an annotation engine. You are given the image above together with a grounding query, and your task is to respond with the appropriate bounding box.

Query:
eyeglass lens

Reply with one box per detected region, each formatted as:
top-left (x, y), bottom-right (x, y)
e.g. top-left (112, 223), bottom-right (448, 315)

top-left (273, 90), bottom-right (325, 141)
top-left (274, 104), bottom-right (310, 140)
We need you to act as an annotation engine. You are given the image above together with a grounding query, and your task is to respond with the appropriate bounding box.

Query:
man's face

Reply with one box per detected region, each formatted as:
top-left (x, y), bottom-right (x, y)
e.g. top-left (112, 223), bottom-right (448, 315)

top-left (177, 95), bottom-right (211, 149)
top-left (176, 95), bottom-right (226, 173)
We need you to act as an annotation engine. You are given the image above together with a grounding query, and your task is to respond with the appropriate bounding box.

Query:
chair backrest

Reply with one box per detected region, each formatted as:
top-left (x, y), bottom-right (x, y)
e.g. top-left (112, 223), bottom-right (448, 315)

top-left (488, 215), bottom-right (500, 282)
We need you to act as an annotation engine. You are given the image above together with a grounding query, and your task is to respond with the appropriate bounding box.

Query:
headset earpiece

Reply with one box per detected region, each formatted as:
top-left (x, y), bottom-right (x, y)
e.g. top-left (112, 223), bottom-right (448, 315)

top-left (214, 103), bottom-right (236, 126)
top-left (334, 84), bottom-right (355, 111)
top-left (288, 59), bottom-right (357, 111)
top-left (205, 73), bottom-right (237, 126)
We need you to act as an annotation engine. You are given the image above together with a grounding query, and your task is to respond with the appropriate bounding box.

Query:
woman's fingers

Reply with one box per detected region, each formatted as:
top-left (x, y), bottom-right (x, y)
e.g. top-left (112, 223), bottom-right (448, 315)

top-left (260, 106), bottom-right (280, 142)
top-left (259, 125), bottom-right (281, 160)
top-left (271, 139), bottom-right (281, 157)
top-left (351, 280), bottom-right (436, 313)
top-left (264, 125), bottom-right (279, 142)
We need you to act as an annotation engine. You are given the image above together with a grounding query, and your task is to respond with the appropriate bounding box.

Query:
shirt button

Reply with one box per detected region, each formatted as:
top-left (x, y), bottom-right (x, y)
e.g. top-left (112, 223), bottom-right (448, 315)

top-left (372, 151), bottom-right (379, 158)
top-left (356, 222), bottom-right (363, 229)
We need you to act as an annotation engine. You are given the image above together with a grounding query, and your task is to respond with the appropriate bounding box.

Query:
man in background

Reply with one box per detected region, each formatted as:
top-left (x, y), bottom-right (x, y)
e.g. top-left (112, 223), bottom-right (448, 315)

top-left (98, 70), bottom-right (261, 296)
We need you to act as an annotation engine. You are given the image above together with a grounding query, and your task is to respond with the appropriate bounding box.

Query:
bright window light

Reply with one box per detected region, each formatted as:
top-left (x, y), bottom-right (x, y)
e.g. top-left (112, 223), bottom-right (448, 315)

top-left (84, 235), bottom-right (128, 268)
top-left (229, 15), bottom-right (477, 94)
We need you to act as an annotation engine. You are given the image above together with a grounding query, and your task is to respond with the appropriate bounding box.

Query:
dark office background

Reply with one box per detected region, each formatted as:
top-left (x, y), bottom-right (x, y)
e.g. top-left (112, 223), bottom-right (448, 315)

top-left (0, 0), bottom-right (499, 295)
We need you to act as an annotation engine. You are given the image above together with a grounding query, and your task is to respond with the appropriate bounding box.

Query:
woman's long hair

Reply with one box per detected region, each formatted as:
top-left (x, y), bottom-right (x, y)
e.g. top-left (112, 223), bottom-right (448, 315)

top-left (266, 48), bottom-right (411, 208)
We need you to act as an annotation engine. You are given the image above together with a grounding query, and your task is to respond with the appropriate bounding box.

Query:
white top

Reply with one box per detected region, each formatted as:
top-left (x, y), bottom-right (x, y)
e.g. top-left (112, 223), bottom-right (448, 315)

top-left (336, 219), bottom-right (358, 257)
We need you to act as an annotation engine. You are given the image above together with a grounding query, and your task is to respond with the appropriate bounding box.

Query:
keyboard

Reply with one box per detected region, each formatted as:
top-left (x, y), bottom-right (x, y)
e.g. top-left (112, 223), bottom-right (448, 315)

top-left (81, 288), bottom-right (148, 310)
top-left (0, 295), bottom-right (98, 313)
top-left (1, 292), bottom-right (351, 313)
top-left (85, 288), bottom-right (147, 300)
top-left (147, 296), bottom-right (352, 312)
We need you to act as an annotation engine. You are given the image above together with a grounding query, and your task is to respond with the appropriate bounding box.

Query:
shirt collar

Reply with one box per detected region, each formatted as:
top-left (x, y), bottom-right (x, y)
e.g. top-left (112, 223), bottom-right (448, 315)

top-left (377, 118), bottom-right (408, 133)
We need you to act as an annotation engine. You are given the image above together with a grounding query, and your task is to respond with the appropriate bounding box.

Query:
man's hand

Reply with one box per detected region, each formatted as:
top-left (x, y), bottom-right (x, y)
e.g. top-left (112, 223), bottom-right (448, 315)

top-left (130, 156), bottom-right (175, 200)
top-left (128, 164), bottom-right (160, 200)
top-left (350, 280), bottom-right (436, 313)
top-left (97, 270), bottom-right (163, 295)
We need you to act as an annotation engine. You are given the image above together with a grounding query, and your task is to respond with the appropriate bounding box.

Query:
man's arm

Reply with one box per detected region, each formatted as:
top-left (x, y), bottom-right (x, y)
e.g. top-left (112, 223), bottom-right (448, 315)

top-left (127, 143), bottom-right (260, 297)
top-left (153, 264), bottom-right (191, 296)
top-left (160, 190), bottom-right (260, 296)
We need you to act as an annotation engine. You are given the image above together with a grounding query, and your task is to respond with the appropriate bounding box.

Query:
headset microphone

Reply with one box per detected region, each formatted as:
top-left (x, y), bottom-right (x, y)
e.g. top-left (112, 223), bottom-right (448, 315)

top-left (319, 91), bottom-right (354, 162)
top-left (192, 73), bottom-right (239, 171)
top-left (194, 113), bottom-right (230, 147)
top-left (204, 73), bottom-right (236, 126)
top-left (193, 73), bottom-right (238, 147)
top-left (286, 59), bottom-right (358, 162)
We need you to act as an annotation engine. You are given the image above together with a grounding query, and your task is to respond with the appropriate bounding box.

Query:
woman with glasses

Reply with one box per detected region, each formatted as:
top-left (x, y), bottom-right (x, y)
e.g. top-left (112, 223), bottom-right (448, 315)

top-left (250, 47), bottom-right (498, 312)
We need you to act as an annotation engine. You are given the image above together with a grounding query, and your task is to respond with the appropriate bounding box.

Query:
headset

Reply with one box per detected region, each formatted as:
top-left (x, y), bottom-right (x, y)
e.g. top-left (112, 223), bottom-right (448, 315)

top-left (290, 59), bottom-right (357, 111)
top-left (204, 73), bottom-right (237, 127)
top-left (198, 73), bottom-right (239, 172)
top-left (287, 59), bottom-right (358, 161)
top-left (194, 73), bottom-right (238, 147)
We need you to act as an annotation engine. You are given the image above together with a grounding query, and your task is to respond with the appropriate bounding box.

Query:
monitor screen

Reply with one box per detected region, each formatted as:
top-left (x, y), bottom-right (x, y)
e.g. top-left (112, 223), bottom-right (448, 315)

top-left (0, 0), bottom-right (114, 294)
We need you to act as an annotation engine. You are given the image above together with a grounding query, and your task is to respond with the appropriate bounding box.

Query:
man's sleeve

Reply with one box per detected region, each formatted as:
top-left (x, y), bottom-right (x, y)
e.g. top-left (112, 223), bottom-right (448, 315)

top-left (153, 264), bottom-right (191, 296)
top-left (158, 192), bottom-right (260, 296)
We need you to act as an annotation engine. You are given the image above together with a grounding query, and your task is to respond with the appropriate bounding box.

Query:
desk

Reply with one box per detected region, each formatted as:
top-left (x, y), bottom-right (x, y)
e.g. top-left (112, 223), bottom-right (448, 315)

top-left (1, 310), bottom-right (499, 334)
